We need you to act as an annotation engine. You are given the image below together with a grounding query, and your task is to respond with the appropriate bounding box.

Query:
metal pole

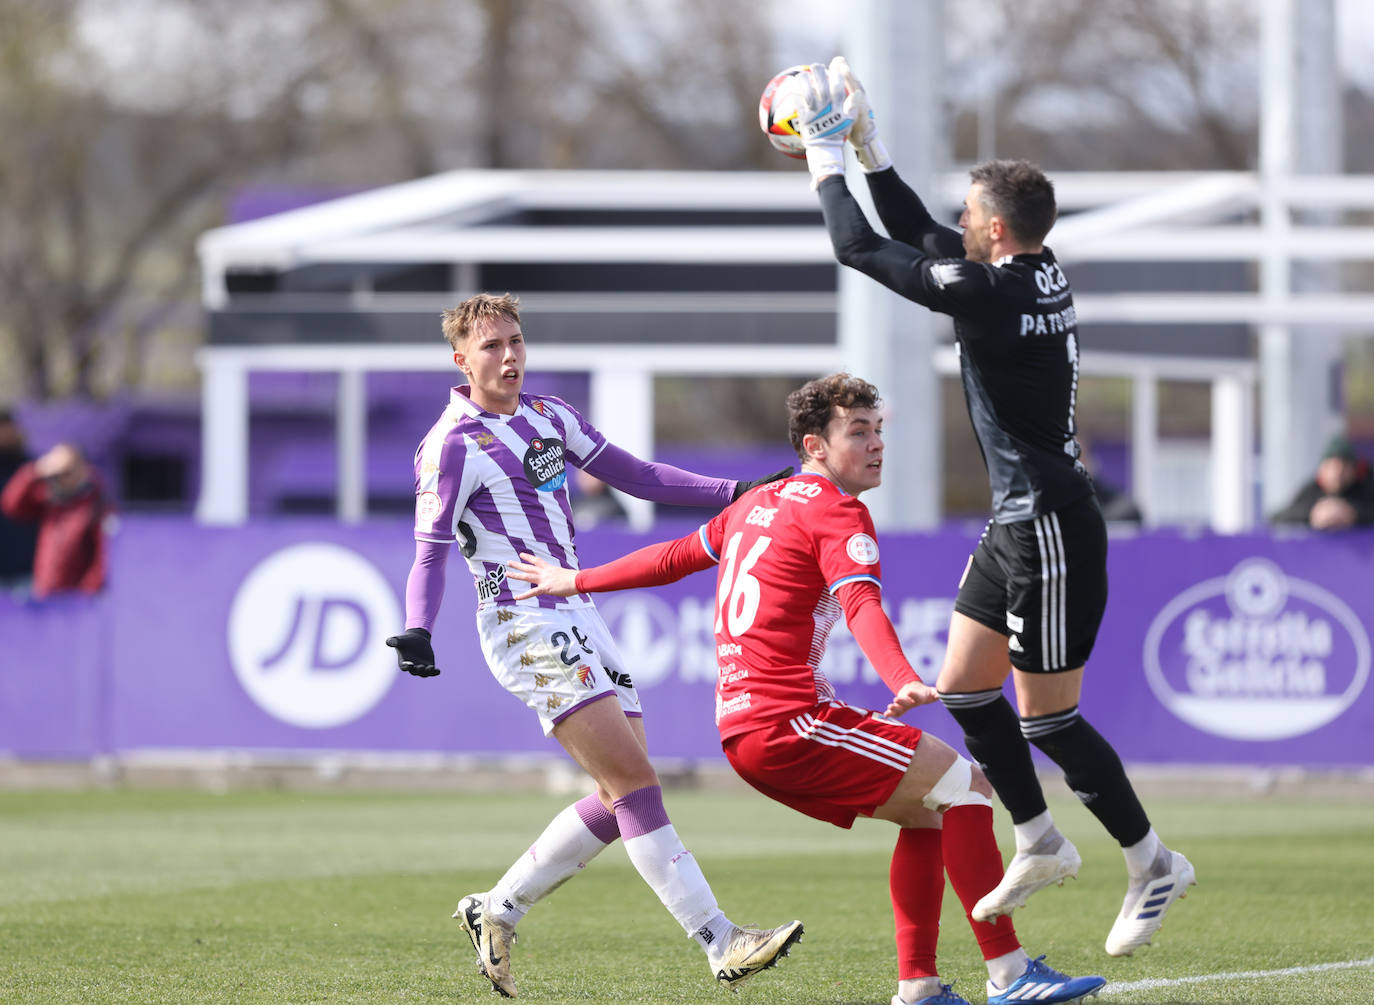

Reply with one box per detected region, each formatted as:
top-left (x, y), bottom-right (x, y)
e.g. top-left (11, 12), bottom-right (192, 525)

top-left (337, 368), bottom-right (367, 523)
top-left (842, 0), bottom-right (945, 530)
top-left (196, 351), bottom-right (250, 525)
top-left (590, 367), bottom-right (654, 530)
top-left (1259, 0), bottom-right (1344, 517)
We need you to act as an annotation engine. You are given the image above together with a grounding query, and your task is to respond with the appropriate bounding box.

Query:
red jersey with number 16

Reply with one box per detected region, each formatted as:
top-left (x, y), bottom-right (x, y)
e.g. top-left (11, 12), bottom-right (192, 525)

top-left (699, 472), bottom-right (883, 740)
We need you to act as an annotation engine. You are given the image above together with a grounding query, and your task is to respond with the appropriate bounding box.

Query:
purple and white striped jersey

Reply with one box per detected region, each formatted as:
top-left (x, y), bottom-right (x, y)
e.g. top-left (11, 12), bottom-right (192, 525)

top-left (414, 387), bottom-right (603, 611)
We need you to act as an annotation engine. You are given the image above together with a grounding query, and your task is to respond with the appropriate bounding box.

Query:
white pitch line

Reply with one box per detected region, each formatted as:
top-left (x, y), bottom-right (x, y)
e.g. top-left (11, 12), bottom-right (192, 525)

top-left (1101, 956), bottom-right (1374, 994)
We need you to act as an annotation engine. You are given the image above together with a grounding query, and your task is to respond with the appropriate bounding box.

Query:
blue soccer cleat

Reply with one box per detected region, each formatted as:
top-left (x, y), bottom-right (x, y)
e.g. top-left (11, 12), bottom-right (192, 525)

top-left (896, 983), bottom-right (973, 1005)
top-left (986, 955), bottom-right (1106, 1005)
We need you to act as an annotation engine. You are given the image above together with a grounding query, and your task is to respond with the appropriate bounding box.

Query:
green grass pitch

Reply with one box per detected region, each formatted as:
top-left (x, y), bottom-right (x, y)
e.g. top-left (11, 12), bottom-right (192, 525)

top-left (1, 782), bottom-right (1371, 1003)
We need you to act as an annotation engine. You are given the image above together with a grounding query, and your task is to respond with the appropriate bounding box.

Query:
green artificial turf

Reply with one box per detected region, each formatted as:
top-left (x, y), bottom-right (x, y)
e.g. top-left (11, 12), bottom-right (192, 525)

top-left (1, 785), bottom-right (1371, 1003)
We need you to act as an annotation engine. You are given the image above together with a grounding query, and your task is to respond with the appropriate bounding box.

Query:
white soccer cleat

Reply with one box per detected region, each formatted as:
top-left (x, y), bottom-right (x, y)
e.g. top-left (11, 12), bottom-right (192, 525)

top-left (713, 919), bottom-right (804, 989)
top-left (1105, 848), bottom-right (1196, 957)
top-left (455, 892), bottom-right (519, 998)
top-left (972, 830), bottom-right (1081, 922)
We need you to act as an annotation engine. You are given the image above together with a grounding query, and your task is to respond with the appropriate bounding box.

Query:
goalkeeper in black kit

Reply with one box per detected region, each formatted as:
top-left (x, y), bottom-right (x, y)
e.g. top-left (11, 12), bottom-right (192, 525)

top-left (792, 58), bottom-right (1195, 959)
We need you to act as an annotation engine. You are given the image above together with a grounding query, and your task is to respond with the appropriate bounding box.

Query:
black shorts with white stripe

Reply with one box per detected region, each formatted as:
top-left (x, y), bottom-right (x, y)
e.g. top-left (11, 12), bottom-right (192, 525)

top-left (954, 493), bottom-right (1108, 673)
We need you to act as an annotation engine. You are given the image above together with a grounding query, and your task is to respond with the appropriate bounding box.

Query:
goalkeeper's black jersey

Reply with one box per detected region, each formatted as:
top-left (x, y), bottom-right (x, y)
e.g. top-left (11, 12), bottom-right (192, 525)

top-left (818, 169), bottom-right (1093, 524)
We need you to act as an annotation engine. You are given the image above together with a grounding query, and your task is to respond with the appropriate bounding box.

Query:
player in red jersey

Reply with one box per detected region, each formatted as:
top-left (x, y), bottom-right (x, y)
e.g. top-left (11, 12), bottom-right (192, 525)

top-left (508, 374), bottom-right (1105, 1005)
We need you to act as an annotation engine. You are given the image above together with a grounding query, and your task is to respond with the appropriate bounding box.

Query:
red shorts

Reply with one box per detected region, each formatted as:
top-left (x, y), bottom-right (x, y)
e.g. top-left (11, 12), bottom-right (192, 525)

top-left (722, 700), bottom-right (924, 829)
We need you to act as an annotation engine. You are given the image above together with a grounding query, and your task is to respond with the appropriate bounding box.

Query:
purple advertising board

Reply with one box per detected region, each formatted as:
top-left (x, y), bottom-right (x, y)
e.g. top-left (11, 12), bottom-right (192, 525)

top-left (1, 518), bottom-right (1371, 767)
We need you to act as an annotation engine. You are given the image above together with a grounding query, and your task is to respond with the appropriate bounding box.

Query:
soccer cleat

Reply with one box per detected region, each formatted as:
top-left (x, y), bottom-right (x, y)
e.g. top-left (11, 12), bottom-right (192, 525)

top-left (986, 955), bottom-right (1106, 1005)
top-left (894, 983), bottom-right (973, 1004)
top-left (713, 919), bottom-right (804, 989)
top-left (972, 830), bottom-right (1081, 922)
top-left (454, 893), bottom-right (518, 998)
top-left (1105, 847), bottom-right (1196, 957)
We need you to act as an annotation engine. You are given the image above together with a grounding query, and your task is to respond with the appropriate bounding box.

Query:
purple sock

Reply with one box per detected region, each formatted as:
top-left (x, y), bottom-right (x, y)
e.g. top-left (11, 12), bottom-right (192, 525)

top-left (574, 793), bottom-right (621, 844)
top-left (611, 784), bottom-right (671, 839)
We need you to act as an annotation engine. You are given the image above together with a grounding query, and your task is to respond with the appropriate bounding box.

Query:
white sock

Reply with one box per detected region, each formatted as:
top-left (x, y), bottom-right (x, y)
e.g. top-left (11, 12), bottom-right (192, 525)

top-left (614, 785), bottom-right (723, 940)
top-left (1123, 827), bottom-right (1162, 879)
top-left (692, 910), bottom-right (734, 964)
top-left (1012, 809), bottom-right (1055, 852)
top-left (985, 947), bottom-right (1031, 989)
top-left (486, 801), bottom-right (616, 926)
top-left (898, 976), bottom-right (942, 1002)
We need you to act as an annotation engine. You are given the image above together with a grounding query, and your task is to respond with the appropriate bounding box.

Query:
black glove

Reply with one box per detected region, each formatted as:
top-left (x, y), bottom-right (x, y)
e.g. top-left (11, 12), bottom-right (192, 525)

top-left (732, 466), bottom-right (794, 501)
top-left (386, 627), bottom-right (439, 677)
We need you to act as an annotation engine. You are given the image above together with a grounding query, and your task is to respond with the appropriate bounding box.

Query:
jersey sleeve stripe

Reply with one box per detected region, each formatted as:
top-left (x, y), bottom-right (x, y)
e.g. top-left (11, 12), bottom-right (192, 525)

top-left (580, 438), bottom-right (608, 466)
top-left (415, 533), bottom-right (456, 544)
top-left (829, 573), bottom-right (881, 593)
top-left (697, 525), bottom-right (720, 562)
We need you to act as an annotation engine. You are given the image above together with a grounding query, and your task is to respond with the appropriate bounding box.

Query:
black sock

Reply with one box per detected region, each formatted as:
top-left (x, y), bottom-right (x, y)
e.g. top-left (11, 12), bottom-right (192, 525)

top-left (1023, 707), bottom-right (1151, 846)
top-left (939, 689), bottom-right (1047, 824)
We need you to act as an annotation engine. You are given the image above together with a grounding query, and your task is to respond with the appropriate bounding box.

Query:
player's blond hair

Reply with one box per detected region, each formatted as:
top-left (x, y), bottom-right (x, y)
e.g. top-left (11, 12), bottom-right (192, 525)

top-left (441, 293), bottom-right (521, 350)
top-left (786, 372), bottom-right (882, 460)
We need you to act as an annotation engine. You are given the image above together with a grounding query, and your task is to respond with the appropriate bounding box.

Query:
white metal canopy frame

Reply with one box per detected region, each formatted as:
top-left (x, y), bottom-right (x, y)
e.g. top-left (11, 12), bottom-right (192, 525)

top-left (196, 166), bottom-right (1374, 531)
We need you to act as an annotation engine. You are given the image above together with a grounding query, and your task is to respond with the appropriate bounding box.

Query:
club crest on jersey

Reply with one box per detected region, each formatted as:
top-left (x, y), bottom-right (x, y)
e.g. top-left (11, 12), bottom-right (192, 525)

top-left (523, 436), bottom-right (566, 492)
top-left (531, 400), bottom-right (549, 416)
top-left (416, 491), bottom-right (442, 530)
top-left (846, 533), bottom-right (880, 565)
top-left (575, 664), bottom-right (596, 688)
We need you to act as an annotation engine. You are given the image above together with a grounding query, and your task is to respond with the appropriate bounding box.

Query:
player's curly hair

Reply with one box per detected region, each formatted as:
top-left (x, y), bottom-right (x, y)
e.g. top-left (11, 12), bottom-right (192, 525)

top-left (441, 292), bottom-right (521, 350)
top-left (969, 159), bottom-right (1057, 247)
top-left (786, 372), bottom-right (882, 460)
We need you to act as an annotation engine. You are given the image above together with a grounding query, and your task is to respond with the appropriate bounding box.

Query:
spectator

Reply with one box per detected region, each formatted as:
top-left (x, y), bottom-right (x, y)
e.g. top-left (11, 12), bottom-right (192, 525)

top-left (0, 442), bottom-right (114, 597)
top-left (0, 410), bottom-right (39, 592)
top-left (1270, 433), bottom-right (1374, 531)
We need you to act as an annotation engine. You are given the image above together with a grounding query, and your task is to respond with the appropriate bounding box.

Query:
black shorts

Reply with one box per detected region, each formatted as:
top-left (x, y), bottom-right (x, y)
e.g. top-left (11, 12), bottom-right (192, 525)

top-left (954, 493), bottom-right (1108, 673)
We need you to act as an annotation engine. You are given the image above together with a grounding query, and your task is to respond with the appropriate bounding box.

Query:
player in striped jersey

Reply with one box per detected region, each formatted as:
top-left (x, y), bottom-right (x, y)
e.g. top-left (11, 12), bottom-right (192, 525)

top-left (386, 293), bottom-right (799, 997)
top-left (508, 374), bottom-right (1106, 1005)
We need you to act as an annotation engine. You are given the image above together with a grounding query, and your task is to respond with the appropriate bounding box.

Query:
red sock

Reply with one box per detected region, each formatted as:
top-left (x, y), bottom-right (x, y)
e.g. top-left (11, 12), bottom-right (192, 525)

top-left (891, 826), bottom-right (943, 979)
top-left (941, 804), bottom-right (1021, 960)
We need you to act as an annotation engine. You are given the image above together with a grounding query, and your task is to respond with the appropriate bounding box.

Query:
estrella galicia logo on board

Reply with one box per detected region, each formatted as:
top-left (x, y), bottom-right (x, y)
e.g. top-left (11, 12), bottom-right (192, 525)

top-left (523, 436), bottom-right (566, 491)
top-left (1143, 558), bottom-right (1370, 741)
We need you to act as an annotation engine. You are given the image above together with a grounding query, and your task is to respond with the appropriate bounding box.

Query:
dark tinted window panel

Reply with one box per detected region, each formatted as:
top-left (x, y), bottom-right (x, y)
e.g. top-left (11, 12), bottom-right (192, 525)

top-left (372, 263), bottom-right (451, 292)
top-left (278, 264), bottom-right (362, 293)
top-left (225, 270), bottom-right (279, 294)
top-left (121, 452), bottom-right (188, 506)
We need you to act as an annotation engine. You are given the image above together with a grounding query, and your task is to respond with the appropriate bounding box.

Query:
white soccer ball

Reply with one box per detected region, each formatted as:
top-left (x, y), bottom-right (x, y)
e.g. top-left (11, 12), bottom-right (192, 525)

top-left (758, 65), bottom-right (810, 160)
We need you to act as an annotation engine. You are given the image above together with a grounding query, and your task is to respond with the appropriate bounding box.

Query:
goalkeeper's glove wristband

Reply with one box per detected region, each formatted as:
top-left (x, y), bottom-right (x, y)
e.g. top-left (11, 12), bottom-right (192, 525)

top-left (805, 144), bottom-right (847, 189)
top-left (853, 131), bottom-right (892, 173)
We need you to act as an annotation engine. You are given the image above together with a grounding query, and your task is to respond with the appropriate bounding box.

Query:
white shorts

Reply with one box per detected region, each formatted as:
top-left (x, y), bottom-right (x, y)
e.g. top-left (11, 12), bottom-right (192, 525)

top-left (476, 604), bottom-right (642, 736)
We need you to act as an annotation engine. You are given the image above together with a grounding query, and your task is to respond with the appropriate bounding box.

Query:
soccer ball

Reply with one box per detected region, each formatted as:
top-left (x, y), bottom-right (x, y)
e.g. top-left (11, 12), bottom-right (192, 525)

top-left (758, 65), bottom-right (810, 159)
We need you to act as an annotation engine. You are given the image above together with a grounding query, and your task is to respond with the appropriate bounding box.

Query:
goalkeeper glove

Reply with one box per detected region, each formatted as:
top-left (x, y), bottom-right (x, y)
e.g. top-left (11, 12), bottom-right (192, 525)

top-left (796, 62), bottom-right (854, 189)
top-left (732, 465), bottom-right (794, 502)
top-left (386, 627), bottom-right (439, 677)
top-left (831, 55), bottom-right (891, 173)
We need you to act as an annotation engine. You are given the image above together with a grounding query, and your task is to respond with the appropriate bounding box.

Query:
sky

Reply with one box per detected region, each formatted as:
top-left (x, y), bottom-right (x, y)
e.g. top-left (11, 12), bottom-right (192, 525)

top-left (782, 0), bottom-right (1374, 92)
